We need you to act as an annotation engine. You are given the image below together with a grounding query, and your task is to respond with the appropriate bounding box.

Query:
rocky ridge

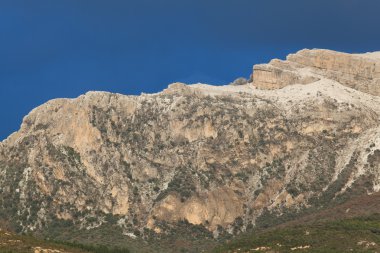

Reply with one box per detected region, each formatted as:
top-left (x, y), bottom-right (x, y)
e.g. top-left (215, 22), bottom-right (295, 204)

top-left (253, 49), bottom-right (380, 95)
top-left (1, 49), bottom-right (380, 248)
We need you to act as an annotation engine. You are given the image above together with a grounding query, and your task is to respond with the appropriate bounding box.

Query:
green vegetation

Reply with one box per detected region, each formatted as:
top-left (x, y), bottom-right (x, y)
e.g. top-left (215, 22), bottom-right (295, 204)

top-left (53, 241), bottom-right (130, 253)
top-left (3, 215), bottom-right (380, 253)
top-left (36, 220), bottom-right (217, 253)
top-left (212, 214), bottom-right (380, 253)
top-left (156, 168), bottom-right (196, 202)
top-left (63, 146), bottom-right (82, 165)
top-left (0, 229), bottom-right (130, 253)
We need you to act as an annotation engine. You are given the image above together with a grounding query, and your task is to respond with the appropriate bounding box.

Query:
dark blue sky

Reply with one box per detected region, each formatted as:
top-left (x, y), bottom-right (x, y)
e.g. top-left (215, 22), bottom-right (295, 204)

top-left (1, 0), bottom-right (379, 140)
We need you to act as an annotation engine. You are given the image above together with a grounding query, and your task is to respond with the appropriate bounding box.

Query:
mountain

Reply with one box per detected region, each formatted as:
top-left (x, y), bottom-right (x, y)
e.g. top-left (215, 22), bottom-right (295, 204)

top-left (1, 49), bottom-right (380, 252)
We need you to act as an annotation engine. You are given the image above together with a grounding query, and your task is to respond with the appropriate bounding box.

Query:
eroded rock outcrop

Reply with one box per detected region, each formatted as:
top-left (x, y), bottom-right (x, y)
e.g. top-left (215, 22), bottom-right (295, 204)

top-left (253, 49), bottom-right (380, 95)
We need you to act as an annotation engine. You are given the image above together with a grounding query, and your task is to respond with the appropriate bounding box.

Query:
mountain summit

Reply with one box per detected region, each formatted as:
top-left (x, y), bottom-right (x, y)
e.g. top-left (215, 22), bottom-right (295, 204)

top-left (1, 49), bottom-right (380, 252)
top-left (253, 49), bottom-right (380, 94)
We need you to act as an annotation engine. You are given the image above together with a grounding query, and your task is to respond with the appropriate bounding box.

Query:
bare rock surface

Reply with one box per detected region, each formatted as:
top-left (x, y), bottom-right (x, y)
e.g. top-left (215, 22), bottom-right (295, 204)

top-left (1, 49), bottom-right (380, 242)
top-left (253, 49), bottom-right (380, 96)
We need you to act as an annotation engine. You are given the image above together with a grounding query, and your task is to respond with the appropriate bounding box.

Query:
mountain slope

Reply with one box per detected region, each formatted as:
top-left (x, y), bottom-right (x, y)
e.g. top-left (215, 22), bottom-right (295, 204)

top-left (1, 49), bottom-right (380, 252)
top-left (0, 228), bottom-right (130, 253)
top-left (212, 192), bottom-right (380, 252)
top-left (212, 214), bottom-right (380, 253)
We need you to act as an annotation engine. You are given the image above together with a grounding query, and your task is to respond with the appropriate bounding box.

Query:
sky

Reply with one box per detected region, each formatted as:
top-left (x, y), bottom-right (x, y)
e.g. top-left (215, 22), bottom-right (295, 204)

top-left (1, 0), bottom-right (380, 140)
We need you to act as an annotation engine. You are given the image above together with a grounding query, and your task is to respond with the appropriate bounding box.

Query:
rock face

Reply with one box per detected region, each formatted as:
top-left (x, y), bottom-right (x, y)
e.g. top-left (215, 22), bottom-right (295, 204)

top-left (1, 49), bottom-right (380, 243)
top-left (253, 49), bottom-right (380, 95)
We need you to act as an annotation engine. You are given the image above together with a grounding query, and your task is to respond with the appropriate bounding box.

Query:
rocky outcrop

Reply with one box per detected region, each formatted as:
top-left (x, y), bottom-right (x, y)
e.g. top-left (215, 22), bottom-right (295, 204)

top-left (253, 58), bottom-right (320, 89)
top-left (253, 49), bottom-right (380, 96)
top-left (1, 49), bottom-right (380, 245)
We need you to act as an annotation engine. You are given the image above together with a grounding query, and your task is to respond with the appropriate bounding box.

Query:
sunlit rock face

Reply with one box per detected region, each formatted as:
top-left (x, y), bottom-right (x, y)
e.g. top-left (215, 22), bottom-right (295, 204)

top-left (1, 49), bottom-right (380, 238)
top-left (253, 49), bottom-right (380, 95)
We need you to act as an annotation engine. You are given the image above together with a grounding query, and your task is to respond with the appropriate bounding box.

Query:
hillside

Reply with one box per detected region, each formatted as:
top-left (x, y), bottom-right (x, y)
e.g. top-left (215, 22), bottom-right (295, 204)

top-left (1, 49), bottom-right (380, 252)
top-left (212, 214), bottom-right (380, 253)
top-left (0, 228), bottom-right (130, 253)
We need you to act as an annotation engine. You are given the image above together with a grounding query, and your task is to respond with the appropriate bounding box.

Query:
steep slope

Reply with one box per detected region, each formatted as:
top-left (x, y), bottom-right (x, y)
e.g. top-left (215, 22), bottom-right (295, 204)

top-left (1, 49), bottom-right (380, 252)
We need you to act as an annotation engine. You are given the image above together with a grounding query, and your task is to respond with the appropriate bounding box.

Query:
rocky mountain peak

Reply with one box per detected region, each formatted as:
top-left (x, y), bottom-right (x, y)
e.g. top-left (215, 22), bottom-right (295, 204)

top-left (252, 49), bottom-right (380, 96)
top-left (1, 49), bottom-right (380, 252)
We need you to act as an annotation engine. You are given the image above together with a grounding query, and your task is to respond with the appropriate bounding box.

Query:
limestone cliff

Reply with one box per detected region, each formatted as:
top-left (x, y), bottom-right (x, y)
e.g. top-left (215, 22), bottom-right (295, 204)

top-left (1, 49), bottom-right (380, 246)
top-left (253, 49), bottom-right (380, 95)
